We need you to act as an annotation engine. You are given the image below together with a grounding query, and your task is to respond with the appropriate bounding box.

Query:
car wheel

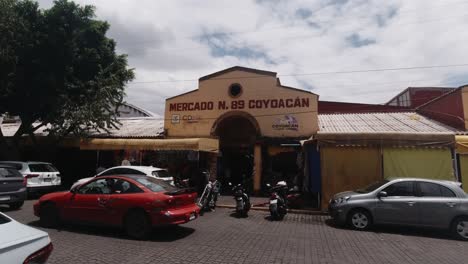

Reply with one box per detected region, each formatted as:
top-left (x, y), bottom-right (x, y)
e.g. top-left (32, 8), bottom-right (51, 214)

top-left (124, 210), bottom-right (151, 240)
top-left (451, 216), bottom-right (468, 241)
top-left (348, 209), bottom-right (372, 230)
top-left (40, 203), bottom-right (60, 228)
top-left (9, 201), bottom-right (24, 210)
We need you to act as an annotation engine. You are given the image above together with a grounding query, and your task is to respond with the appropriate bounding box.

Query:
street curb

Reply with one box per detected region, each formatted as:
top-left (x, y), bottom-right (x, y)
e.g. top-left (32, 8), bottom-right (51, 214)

top-left (216, 204), bottom-right (327, 215)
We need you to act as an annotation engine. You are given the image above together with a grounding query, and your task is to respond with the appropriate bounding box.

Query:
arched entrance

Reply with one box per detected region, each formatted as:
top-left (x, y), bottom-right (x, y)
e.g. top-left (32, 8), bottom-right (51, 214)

top-left (211, 112), bottom-right (260, 192)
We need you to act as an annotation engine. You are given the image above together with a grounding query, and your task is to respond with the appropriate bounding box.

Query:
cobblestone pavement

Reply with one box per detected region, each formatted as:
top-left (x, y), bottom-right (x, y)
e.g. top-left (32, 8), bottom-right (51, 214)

top-left (2, 200), bottom-right (468, 264)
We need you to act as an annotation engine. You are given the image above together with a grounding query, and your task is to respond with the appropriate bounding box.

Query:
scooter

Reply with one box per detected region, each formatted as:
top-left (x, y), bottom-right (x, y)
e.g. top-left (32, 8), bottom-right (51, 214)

top-left (229, 182), bottom-right (251, 217)
top-left (267, 181), bottom-right (288, 220)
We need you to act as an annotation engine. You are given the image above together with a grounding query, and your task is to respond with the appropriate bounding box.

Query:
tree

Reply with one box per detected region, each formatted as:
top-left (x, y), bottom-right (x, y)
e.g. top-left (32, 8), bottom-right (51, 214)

top-left (0, 0), bottom-right (134, 158)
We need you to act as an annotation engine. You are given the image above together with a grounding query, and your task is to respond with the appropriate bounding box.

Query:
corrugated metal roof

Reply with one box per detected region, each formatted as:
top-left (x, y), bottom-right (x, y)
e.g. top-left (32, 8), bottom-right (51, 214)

top-left (1, 118), bottom-right (165, 138)
top-left (91, 118), bottom-right (164, 138)
top-left (0, 122), bottom-right (50, 137)
top-left (318, 112), bottom-right (458, 134)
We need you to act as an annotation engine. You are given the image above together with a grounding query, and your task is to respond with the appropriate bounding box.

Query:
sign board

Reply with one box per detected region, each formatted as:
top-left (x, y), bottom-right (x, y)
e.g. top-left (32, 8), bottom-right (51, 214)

top-left (164, 68), bottom-right (318, 138)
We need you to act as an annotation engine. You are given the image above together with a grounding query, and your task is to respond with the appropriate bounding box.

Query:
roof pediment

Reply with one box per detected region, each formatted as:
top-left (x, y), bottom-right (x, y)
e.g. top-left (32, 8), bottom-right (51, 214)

top-left (199, 66), bottom-right (277, 81)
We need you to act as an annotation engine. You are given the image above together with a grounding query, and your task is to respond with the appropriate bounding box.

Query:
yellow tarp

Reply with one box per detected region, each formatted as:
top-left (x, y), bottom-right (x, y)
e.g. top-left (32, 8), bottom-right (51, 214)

top-left (80, 138), bottom-right (219, 153)
top-left (456, 135), bottom-right (468, 154)
top-left (458, 155), bottom-right (468, 192)
top-left (383, 148), bottom-right (454, 180)
top-left (321, 147), bottom-right (382, 209)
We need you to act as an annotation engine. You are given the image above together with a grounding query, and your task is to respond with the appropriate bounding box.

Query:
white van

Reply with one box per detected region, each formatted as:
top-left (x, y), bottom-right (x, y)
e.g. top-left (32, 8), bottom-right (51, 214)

top-left (0, 161), bottom-right (61, 194)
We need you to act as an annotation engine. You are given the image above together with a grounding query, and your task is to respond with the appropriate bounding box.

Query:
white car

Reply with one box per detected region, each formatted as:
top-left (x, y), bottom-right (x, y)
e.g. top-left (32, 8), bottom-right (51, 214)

top-left (0, 161), bottom-right (61, 195)
top-left (70, 165), bottom-right (174, 190)
top-left (0, 212), bottom-right (53, 264)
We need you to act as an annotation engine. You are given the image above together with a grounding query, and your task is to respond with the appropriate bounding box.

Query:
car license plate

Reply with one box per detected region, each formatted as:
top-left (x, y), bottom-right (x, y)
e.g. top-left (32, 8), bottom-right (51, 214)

top-left (0, 196), bottom-right (10, 201)
top-left (270, 199), bottom-right (277, 204)
top-left (189, 213), bottom-right (196, 221)
top-left (43, 178), bottom-right (52, 182)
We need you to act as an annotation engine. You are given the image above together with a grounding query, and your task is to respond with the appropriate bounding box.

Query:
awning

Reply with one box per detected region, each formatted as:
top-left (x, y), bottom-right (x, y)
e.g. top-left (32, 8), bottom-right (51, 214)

top-left (456, 135), bottom-right (468, 154)
top-left (309, 132), bottom-right (455, 147)
top-left (383, 147), bottom-right (455, 181)
top-left (80, 138), bottom-right (219, 153)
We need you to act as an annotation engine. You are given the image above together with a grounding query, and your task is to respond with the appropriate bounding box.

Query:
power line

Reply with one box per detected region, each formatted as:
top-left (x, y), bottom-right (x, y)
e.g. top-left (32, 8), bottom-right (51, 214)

top-left (128, 63), bottom-right (468, 84)
top-left (119, 110), bottom-right (319, 121)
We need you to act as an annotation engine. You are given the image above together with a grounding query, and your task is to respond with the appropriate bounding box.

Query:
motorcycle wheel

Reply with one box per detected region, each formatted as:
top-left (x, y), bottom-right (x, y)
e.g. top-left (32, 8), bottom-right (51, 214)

top-left (269, 204), bottom-right (280, 220)
top-left (199, 197), bottom-right (209, 216)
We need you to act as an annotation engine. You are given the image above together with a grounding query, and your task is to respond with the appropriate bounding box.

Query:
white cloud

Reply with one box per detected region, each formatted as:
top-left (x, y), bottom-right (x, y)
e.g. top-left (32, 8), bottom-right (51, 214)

top-left (37, 0), bottom-right (468, 113)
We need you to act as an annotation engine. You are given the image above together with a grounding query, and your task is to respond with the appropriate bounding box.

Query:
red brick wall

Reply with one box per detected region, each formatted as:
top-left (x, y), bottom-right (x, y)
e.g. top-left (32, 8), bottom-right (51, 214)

top-left (417, 89), bottom-right (464, 130)
top-left (318, 101), bottom-right (409, 114)
top-left (410, 90), bottom-right (453, 108)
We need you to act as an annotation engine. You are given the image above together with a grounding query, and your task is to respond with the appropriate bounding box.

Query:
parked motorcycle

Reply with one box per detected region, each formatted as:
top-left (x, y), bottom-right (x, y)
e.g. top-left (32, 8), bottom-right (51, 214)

top-left (197, 175), bottom-right (221, 215)
top-left (267, 181), bottom-right (289, 220)
top-left (229, 182), bottom-right (251, 217)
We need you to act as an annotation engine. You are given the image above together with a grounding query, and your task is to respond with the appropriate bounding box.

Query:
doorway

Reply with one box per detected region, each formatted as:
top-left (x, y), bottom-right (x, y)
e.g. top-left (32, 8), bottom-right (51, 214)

top-left (212, 113), bottom-right (259, 193)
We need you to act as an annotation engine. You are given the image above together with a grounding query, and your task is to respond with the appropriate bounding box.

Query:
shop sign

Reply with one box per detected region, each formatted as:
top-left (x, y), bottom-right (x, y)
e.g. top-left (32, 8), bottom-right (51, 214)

top-left (182, 115), bottom-right (200, 123)
top-left (169, 98), bottom-right (310, 112)
top-left (272, 115), bottom-right (299, 131)
top-left (171, 114), bottom-right (180, 124)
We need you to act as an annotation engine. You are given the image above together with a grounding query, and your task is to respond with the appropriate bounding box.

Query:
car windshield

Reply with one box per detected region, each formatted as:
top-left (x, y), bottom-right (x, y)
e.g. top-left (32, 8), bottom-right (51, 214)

top-left (152, 170), bottom-right (172, 178)
top-left (29, 163), bottom-right (57, 172)
top-left (135, 177), bottom-right (178, 192)
top-left (355, 180), bottom-right (389, 193)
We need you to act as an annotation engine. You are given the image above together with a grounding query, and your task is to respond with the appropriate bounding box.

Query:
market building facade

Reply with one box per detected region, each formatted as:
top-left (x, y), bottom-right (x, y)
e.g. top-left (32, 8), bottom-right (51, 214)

top-left (164, 66), bottom-right (318, 194)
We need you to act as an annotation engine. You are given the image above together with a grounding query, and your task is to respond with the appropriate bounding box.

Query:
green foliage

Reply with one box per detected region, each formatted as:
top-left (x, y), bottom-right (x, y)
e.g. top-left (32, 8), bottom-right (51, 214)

top-left (0, 0), bottom-right (135, 139)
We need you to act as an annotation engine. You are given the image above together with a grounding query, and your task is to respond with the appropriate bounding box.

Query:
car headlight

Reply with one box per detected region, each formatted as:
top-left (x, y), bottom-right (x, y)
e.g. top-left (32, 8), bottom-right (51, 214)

top-left (335, 196), bottom-right (351, 204)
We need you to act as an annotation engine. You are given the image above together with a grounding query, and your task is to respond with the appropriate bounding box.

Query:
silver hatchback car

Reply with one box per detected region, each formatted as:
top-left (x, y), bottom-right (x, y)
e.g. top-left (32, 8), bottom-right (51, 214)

top-left (329, 178), bottom-right (468, 241)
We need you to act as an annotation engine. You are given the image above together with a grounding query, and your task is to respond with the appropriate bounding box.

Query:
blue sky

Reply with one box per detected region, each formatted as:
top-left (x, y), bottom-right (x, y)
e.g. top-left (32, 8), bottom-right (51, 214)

top-left (37, 0), bottom-right (468, 115)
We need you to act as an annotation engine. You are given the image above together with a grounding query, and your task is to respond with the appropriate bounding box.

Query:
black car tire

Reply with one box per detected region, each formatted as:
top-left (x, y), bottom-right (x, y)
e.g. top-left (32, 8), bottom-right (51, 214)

top-left (348, 209), bottom-right (372, 230)
top-left (451, 216), bottom-right (468, 241)
top-left (40, 203), bottom-right (60, 228)
top-left (124, 210), bottom-right (151, 240)
top-left (9, 201), bottom-right (24, 210)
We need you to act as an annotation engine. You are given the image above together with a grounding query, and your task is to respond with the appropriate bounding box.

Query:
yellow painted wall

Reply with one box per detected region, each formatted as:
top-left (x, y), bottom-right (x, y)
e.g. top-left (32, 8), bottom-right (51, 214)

top-left (462, 86), bottom-right (468, 130)
top-left (164, 69), bottom-right (318, 138)
top-left (459, 155), bottom-right (468, 193)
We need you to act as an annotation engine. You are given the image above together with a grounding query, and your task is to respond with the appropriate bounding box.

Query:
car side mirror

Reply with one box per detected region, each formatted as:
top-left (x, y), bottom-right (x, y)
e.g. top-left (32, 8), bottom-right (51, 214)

top-left (377, 191), bottom-right (387, 198)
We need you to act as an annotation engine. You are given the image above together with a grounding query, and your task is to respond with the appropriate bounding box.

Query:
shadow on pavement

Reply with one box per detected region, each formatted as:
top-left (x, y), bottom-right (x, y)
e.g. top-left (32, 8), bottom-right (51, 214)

top-left (324, 218), bottom-right (455, 241)
top-left (27, 220), bottom-right (195, 242)
top-left (229, 211), bottom-right (248, 219)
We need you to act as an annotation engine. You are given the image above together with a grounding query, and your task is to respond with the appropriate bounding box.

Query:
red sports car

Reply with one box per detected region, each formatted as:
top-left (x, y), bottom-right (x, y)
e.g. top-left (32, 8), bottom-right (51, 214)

top-left (34, 175), bottom-right (200, 239)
